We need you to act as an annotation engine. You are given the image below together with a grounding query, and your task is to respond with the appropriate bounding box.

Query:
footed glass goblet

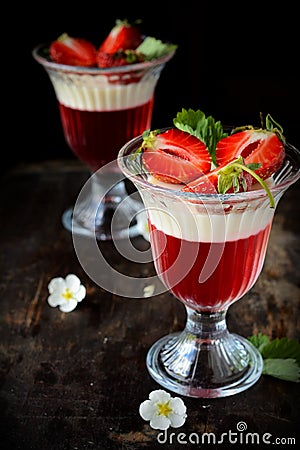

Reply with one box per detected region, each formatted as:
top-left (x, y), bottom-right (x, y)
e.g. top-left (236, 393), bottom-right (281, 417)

top-left (118, 129), bottom-right (300, 398)
top-left (32, 44), bottom-right (175, 240)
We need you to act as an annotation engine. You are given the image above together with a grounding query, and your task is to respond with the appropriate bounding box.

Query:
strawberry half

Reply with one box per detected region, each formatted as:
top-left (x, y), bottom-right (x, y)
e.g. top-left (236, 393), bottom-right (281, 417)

top-left (50, 33), bottom-right (97, 67)
top-left (216, 128), bottom-right (285, 181)
top-left (99, 19), bottom-right (143, 53)
top-left (183, 158), bottom-right (253, 194)
top-left (141, 129), bottom-right (211, 184)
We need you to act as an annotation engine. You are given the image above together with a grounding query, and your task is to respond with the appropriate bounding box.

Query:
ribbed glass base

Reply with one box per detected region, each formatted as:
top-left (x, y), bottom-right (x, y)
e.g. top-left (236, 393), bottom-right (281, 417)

top-left (146, 308), bottom-right (263, 398)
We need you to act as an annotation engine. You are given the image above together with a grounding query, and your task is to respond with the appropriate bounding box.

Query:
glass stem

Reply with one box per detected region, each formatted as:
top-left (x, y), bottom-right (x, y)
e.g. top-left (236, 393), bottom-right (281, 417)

top-left (185, 307), bottom-right (228, 341)
top-left (90, 169), bottom-right (124, 204)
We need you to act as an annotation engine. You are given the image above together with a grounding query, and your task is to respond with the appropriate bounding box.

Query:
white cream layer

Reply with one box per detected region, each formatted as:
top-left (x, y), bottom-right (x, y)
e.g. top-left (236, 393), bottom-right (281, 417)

top-left (141, 177), bottom-right (275, 242)
top-left (48, 72), bottom-right (157, 111)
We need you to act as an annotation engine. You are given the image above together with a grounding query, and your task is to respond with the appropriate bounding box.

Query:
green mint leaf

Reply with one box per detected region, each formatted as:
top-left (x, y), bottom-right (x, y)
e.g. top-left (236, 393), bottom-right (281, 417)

top-left (262, 358), bottom-right (300, 383)
top-left (173, 108), bottom-right (227, 166)
top-left (248, 332), bottom-right (270, 352)
top-left (261, 337), bottom-right (300, 365)
top-left (136, 37), bottom-right (177, 60)
top-left (173, 108), bottom-right (206, 135)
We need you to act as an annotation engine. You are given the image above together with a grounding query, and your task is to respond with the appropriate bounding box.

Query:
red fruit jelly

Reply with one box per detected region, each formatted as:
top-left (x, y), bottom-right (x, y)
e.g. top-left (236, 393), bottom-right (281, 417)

top-left (58, 98), bottom-right (154, 171)
top-left (149, 221), bottom-right (272, 311)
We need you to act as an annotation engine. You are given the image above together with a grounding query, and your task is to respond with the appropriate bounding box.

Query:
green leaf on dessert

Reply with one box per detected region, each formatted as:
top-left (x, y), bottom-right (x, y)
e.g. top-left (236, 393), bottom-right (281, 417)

top-left (173, 108), bottom-right (227, 167)
top-left (136, 37), bottom-right (177, 60)
top-left (248, 333), bottom-right (300, 382)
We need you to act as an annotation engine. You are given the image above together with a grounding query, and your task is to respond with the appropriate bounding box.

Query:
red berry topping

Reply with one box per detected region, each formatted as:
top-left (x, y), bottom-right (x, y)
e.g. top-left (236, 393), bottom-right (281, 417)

top-left (49, 33), bottom-right (97, 67)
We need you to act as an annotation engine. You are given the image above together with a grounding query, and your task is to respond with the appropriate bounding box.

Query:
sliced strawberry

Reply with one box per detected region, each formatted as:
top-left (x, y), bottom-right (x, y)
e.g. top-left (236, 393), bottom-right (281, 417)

top-left (216, 129), bottom-right (285, 181)
top-left (97, 49), bottom-right (145, 68)
top-left (183, 158), bottom-right (253, 194)
top-left (50, 33), bottom-right (97, 67)
top-left (216, 131), bottom-right (252, 165)
top-left (141, 129), bottom-right (211, 184)
top-left (183, 167), bottom-right (220, 194)
top-left (99, 19), bottom-right (143, 53)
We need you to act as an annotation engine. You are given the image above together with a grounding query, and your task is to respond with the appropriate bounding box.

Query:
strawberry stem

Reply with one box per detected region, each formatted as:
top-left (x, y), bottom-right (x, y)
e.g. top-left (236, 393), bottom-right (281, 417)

top-left (234, 163), bottom-right (275, 208)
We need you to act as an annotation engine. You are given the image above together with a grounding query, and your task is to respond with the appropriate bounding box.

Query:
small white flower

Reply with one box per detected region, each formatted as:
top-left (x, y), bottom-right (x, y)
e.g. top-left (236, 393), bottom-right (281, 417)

top-left (139, 389), bottom-right (187, 430)
top-left (136, 210), bottom-right (150, 242)
top-left (47, 274), bottom-right (86, 313)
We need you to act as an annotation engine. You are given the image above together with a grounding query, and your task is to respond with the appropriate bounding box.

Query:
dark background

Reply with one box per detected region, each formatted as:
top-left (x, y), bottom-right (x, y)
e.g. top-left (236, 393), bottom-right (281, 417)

top-left (9, 2), bottom-right (299, 175)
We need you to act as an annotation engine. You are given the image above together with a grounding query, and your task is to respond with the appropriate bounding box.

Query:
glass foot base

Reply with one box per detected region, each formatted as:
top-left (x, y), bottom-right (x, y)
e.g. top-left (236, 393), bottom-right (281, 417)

top-left (62, 201), bottom-right (141, 241)
top-left (146, 331), bottom-right (263, 398)
top-left (62, 170), bottom-right (144, 241)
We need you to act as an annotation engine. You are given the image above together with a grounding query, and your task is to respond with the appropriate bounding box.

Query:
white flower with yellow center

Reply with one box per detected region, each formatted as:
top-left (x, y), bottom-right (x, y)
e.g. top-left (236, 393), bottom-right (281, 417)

top-left (47, 274), bottom-right (86, 313)
top-left (139, 389), bottom-right (187, 430)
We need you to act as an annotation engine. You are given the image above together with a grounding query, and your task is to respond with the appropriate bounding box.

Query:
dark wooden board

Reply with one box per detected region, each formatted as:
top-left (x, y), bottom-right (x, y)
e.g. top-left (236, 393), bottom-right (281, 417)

top-left (0, 161), bottom-right (299, 449)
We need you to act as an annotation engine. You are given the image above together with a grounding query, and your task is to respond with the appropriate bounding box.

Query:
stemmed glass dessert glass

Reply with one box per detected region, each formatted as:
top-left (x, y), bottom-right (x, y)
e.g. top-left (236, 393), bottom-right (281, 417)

top-left (118, 128), bottom-right (300, 398)
top-left (32, 44), bottom-right (175, 240)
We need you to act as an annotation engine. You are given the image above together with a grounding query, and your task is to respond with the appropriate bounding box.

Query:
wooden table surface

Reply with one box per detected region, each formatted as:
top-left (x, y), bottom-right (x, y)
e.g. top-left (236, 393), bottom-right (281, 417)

top-left (0, 160), bottom-right (299, 450)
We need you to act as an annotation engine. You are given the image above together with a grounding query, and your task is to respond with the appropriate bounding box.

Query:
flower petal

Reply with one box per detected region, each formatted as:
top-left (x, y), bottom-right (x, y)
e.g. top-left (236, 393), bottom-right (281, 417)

top-left (59, 299), bottom-right (78, 313)
top-left (65, 274), bottom-right (81, 292)
top-left (48, 277), bottom-right (65, 294)
top-left (170, 397), bottom-right (187, 415)
top-left (150, 415), bottom-right (171, 430)
top-left (169, 412), bottom-right (187, 428)
top-left (139, 400), bottom-right (157, 420)
top-left (149, 389), bottom-right (171, 403)
top-left (75, 285), bottom-right (86, 302)
top-left (48, 294), bottom-right (63, 307)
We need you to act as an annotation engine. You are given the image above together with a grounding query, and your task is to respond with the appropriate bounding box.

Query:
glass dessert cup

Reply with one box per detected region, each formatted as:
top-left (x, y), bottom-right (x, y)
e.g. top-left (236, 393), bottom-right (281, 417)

top-left (118, 131), bottom-right (300, 398)
top-left (32, 44), bottom-right (175, 240)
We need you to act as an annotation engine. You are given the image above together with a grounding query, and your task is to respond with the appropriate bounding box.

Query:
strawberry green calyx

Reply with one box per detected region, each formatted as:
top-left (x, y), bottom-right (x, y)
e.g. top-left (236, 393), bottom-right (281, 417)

top-left (130, 129), bottom-right (159, 160)
top-left (217, 157), bottom-right (251, 194)
top-left (57, 33), bottom-right (69, 43)
top-left (232, 113), bottom-right (285, 145)
top-left (219, 157), bottom-right (275, 208)
top-left (121, 49), bottom-right (145, 63)
top-left (139, 129), bottom-right (160, 151)
top-left (115, 18), bottom-right (142, 28)
top-left (264, 113), bottom-right (286, 144)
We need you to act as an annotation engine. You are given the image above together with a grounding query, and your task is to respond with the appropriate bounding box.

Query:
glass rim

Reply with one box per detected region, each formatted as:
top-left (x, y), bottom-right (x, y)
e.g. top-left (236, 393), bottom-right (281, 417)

top-left (118, 130), bottom-right (300, 204)
top-left (32, 42), bottom-right (176, 75)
